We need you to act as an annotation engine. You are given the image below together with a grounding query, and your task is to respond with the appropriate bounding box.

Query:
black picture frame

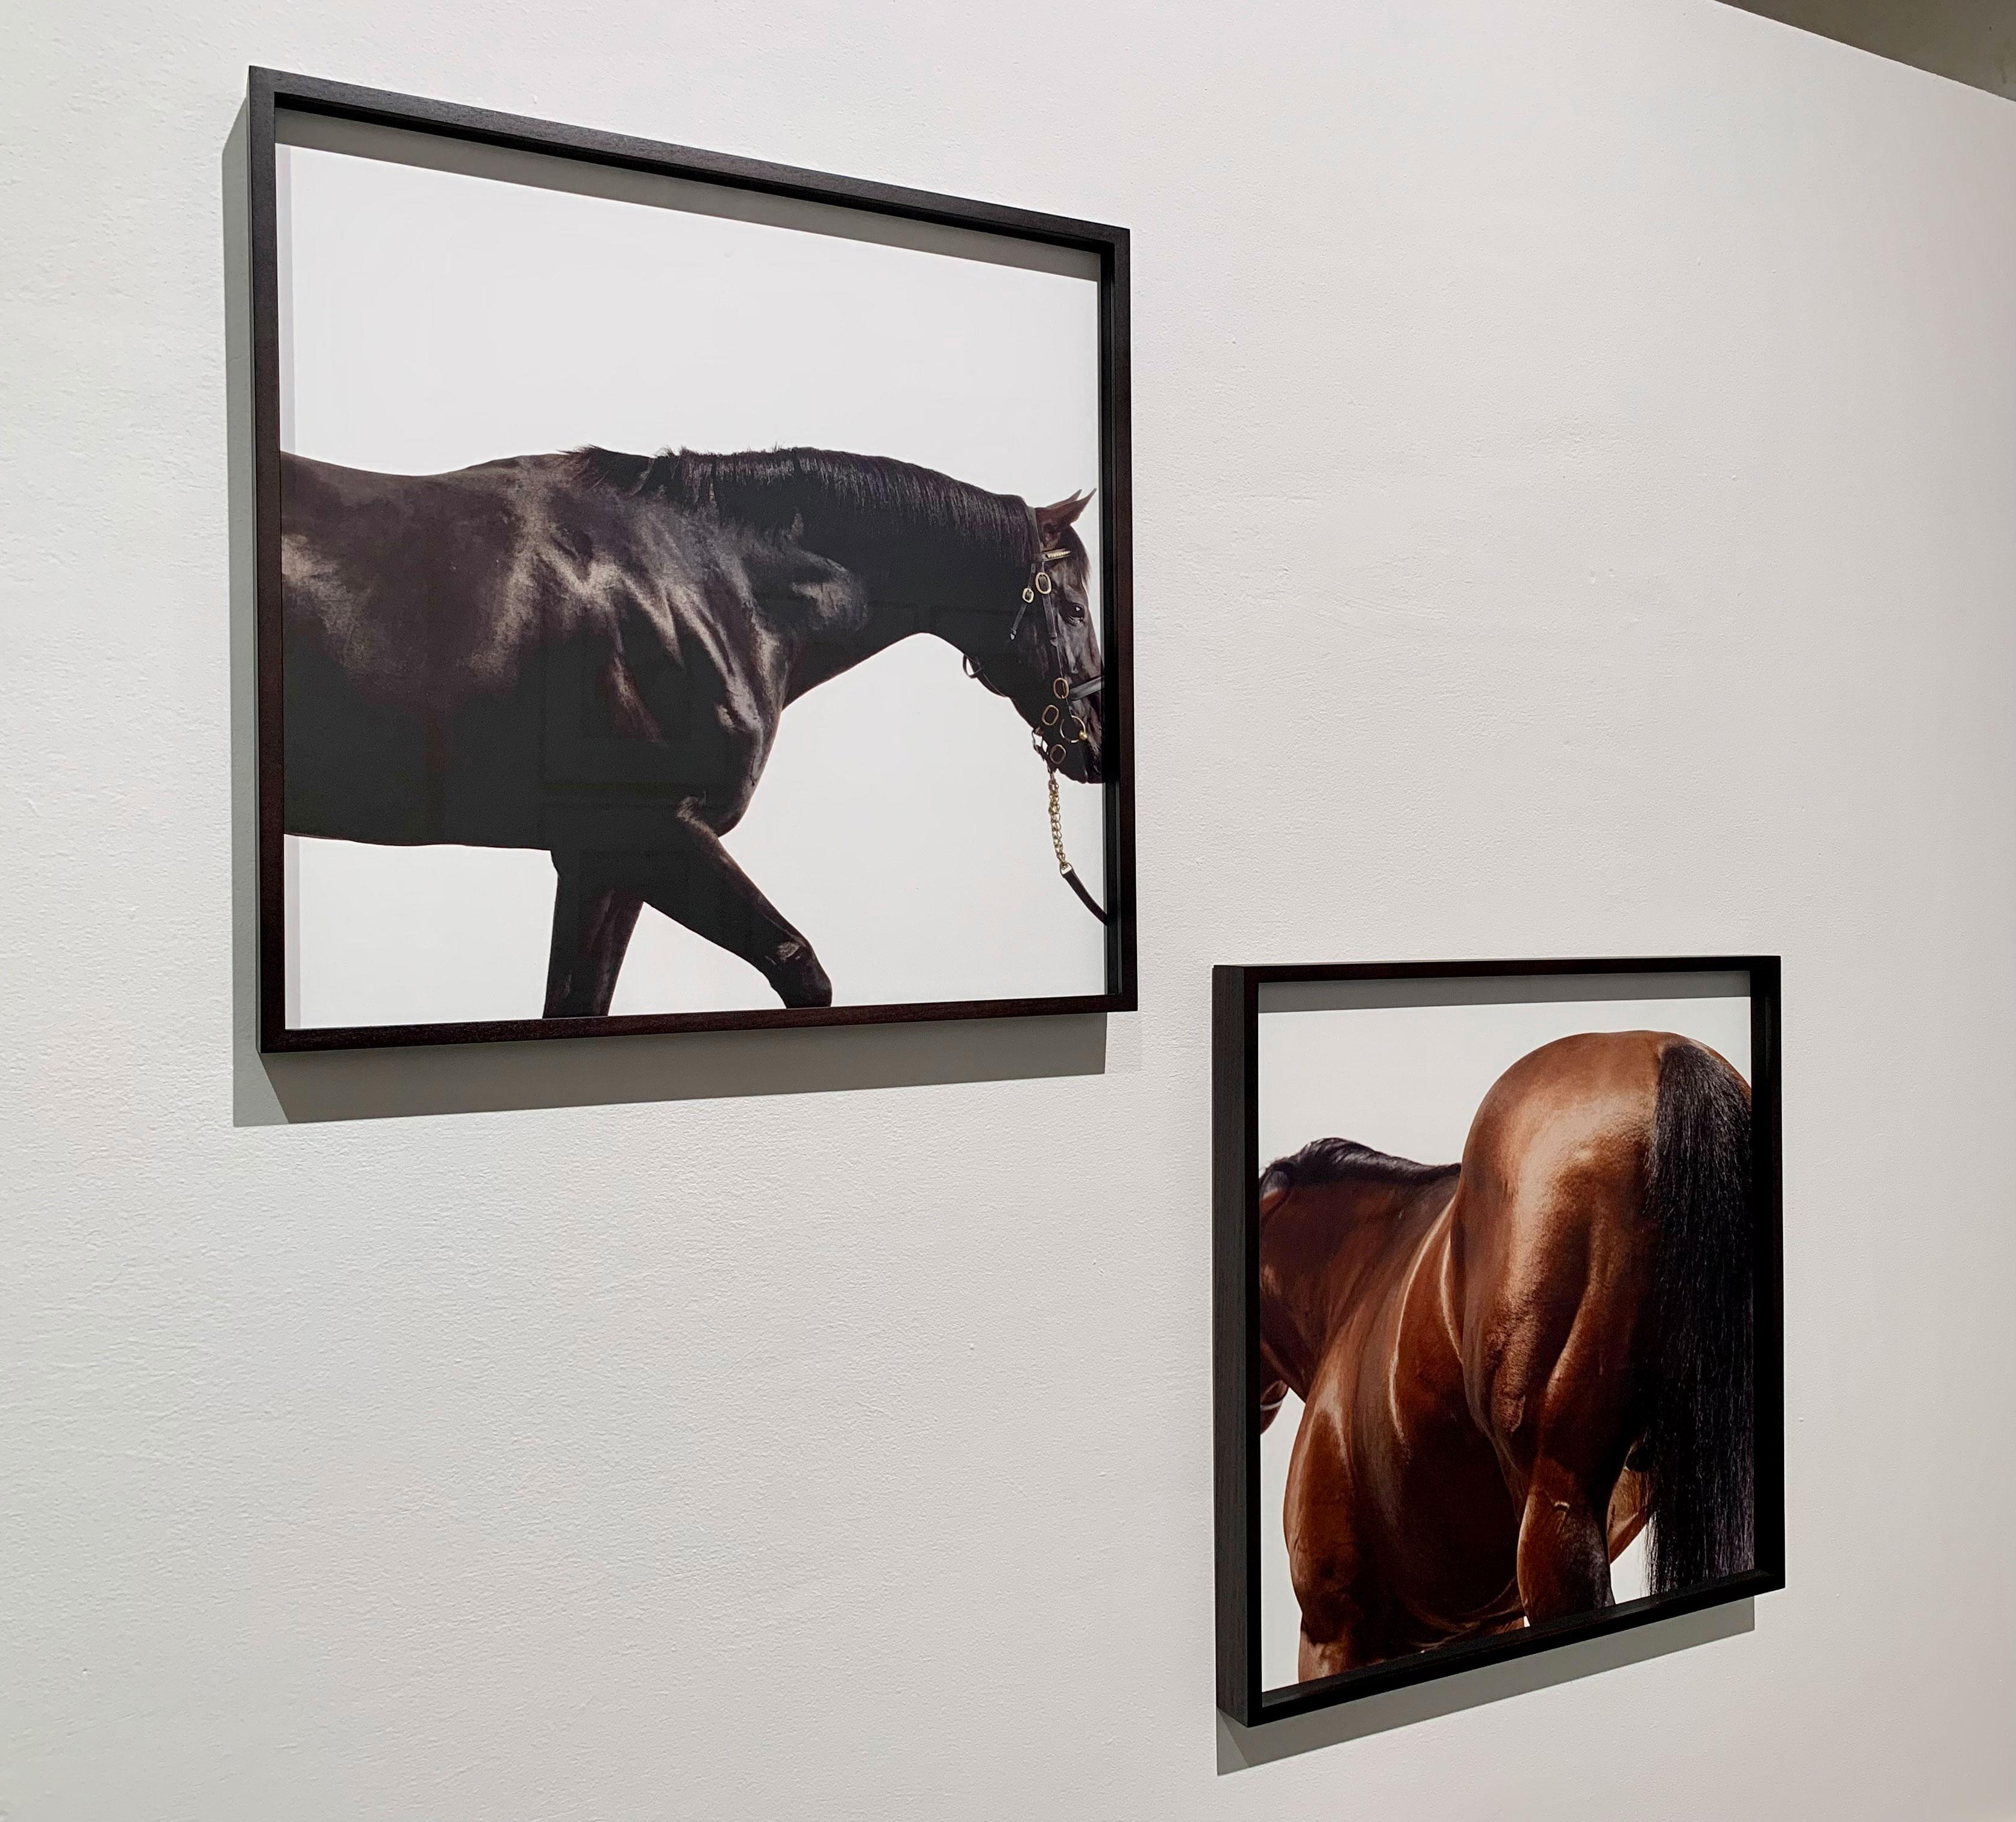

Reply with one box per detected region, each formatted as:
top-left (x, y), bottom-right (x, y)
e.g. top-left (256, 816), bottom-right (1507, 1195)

top-left (245, 66), bottom-right (1136, 1053)
top-left (1212, 956), bottom-right (1785, 1725)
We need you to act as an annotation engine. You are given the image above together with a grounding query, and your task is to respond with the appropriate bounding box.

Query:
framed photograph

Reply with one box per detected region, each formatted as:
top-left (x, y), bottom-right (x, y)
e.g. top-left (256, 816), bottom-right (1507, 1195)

top-left (245, 68), bottom-right (1135, 1051)
top-left (1212, 957), bottom-right (1783, 1724)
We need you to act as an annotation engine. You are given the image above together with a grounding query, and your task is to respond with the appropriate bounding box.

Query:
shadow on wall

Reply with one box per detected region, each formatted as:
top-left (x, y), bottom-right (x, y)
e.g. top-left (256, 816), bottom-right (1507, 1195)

top-left (1218, 1600), bottom-right (1755, 1771)
top-left (219, 105), bottom-right (1114, 1127)
top-left (1718, 0), bottom-right (2016, 101)
top-left (236, 1015), bottom-right (1112, 1125)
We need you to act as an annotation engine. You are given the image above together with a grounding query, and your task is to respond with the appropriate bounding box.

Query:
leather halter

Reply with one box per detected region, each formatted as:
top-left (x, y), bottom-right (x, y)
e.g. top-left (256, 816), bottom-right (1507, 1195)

top-left (960, 544), bottom-right (1108, 923)
top-left (962, 547), bottom-right (1103, 766)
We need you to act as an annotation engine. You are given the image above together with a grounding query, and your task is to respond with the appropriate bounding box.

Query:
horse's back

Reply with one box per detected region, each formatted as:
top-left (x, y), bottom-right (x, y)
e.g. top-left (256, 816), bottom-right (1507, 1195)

top-left (281, 451), bottom-right (598, 698)
top-left (280, 451), bottom-right (742, 848)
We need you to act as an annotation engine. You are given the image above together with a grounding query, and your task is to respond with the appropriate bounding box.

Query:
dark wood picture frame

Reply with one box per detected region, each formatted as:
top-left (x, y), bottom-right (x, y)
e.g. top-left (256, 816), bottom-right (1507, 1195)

top-left (1212, 956), bottom-right (1785, 1725)
top-left (245, 67), bottom-right (1136, 1053)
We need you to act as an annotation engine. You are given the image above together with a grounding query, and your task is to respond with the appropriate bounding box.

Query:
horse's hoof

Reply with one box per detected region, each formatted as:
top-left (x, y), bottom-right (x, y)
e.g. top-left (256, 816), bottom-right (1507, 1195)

top-left (770, 944), bottom-right (833, 1009)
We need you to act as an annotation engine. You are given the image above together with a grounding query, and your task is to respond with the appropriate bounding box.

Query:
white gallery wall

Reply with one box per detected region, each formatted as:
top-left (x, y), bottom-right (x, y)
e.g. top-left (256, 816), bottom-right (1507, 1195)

top-left (4, 1), bottom-right (2012, 1818)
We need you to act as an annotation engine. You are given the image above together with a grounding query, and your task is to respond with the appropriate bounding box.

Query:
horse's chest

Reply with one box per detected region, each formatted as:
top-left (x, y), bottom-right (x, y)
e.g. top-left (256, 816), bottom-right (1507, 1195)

top-left (1288, 1301), bottom-right (1517, 1630)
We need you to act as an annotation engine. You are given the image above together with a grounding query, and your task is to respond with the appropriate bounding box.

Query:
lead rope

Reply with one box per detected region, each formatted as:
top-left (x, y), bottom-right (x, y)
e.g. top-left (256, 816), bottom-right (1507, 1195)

top-left (1047, 764), bottom-right (1108, 924)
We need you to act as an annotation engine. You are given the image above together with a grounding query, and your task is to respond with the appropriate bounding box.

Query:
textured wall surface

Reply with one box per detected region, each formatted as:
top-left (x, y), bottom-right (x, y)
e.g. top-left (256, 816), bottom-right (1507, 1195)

top-left (4, 2), bottom-right (2013, 1818)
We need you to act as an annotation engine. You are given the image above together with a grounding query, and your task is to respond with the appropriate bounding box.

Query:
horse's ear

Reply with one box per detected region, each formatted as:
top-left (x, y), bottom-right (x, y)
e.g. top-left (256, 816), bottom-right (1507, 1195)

top-left (1033, 490), bottom-right (1094, 543)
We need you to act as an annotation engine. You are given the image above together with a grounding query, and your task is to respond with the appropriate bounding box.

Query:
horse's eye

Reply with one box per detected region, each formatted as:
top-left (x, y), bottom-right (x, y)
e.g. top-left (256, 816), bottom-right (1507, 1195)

top-left (1061, 599), bottom-right (1084, 622)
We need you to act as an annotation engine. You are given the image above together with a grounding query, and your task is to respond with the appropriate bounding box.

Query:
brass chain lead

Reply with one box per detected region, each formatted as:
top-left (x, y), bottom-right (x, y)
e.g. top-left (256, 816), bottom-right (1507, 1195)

top-left (1046, 758), bottom-right (1107, 923)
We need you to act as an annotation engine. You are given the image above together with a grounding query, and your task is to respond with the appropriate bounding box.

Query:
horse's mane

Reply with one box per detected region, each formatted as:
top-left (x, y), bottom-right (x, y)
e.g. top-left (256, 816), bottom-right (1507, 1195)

top-left (1260, 1138), bottom-right (1459, 1202)
top-left (565, 445), bottom-right (1038, 565)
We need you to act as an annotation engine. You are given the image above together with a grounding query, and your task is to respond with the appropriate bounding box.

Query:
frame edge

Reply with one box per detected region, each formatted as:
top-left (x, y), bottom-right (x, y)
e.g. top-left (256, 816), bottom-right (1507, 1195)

top-left (250, 66), bottom-right (1129, 248)
top-left (247, 67), bottom-right (287, 1054)
top-left (1212, 965), bottom-right (1259, 1723)
top-left (246, 66), bottom-right (1138, 1054)
top-left (1219, 953), bottom-right (1788, 1723)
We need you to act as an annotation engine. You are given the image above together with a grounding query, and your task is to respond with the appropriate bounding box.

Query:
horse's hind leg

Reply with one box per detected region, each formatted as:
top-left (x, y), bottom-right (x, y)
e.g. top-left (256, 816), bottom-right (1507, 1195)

top-left (545, 855), bottom-right (644, 1018)
top-left (1517, 1456), bottom-right (1617, 1621)
top-left (1497, 1303), bottom-right (1645, 1624)
top-left (1461, 1032), bottom-right (1667, 1627)
top-left (593, 818), bottom-right (833, 1009)
top-left (1471, 1209), bottom-right (1648, 1626)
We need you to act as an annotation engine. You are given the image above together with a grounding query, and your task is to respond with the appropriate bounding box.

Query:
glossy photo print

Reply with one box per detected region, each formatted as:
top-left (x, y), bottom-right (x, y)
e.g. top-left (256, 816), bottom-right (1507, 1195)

top-left (248, 72), bottom-right (1134, 1050)
top-left (1213, 962), bottom-right (1783, 1723)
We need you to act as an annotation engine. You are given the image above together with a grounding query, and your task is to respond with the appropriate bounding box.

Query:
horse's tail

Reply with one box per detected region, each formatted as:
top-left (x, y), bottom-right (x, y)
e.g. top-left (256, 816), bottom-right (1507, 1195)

top-left (1643, 1038), bottom-right (1756, 1596)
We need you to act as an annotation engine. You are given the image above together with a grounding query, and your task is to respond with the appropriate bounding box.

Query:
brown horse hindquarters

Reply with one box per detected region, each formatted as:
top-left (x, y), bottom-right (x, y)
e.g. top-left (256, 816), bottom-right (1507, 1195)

top-left (1454, 1032), bottom-right (1672, 1624)
top-left (1267, 1030), bottom-right (1752, 1686)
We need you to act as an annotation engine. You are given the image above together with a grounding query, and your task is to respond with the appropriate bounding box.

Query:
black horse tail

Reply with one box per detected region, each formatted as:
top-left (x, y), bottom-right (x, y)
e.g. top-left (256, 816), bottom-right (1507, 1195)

top-left (1644, 1039), bottom-right (1756, 1597)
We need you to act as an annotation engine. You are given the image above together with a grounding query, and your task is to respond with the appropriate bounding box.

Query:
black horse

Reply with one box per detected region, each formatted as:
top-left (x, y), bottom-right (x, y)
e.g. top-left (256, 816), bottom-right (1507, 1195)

top-left (280, 445), bottom-right (1103, 1015)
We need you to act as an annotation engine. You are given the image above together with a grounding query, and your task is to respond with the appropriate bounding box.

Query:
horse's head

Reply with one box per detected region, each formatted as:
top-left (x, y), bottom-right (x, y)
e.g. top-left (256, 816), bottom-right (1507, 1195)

top-left (967, 492), bottom-right (1103, 785)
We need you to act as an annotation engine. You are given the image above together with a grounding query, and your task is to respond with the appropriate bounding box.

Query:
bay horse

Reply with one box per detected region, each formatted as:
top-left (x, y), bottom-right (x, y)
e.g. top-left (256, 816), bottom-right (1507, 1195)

top-left (280, 445), bottom-right (1103, 1016)
top-left (1259, 1032), bottom-right (1754, 1680)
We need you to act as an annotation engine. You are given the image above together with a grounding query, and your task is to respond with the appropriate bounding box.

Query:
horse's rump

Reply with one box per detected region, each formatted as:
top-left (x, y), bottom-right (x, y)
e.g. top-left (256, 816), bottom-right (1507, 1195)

top-left (1453, 1031), bottom-right (1753, 1594)
top-left (1266, 1029), bottom-right (1756, 1673)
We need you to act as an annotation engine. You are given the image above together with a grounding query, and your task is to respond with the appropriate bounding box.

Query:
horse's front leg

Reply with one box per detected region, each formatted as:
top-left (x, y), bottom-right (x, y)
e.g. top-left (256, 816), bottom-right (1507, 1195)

top-left (1285, 1382), bottom-right (1420, 1679)
top-left (616, 816), bottom-right (833, 1009)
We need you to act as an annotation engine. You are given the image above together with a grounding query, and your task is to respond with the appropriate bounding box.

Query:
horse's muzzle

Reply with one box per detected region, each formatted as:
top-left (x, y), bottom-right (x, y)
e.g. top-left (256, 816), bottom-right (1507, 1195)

top-left (1056, 698), bottom-right (1103, 784)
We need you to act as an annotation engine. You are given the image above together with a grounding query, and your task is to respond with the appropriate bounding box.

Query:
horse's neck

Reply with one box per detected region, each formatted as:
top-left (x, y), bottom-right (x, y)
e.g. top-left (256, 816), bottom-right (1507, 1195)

top-left (783, 571), bottom-right (1014, 702)
top-left (784, 610), bottom-right (920, 701)
top-left (1260, 1179), bottom-right (1454, 1394)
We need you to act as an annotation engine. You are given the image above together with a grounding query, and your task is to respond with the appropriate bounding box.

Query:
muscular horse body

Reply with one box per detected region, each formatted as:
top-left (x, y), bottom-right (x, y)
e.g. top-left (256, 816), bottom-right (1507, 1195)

top-left (280, 444), bottom-right (1101, 1018)
top-left (1260, 1032), bottom-right (1754, 1680)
